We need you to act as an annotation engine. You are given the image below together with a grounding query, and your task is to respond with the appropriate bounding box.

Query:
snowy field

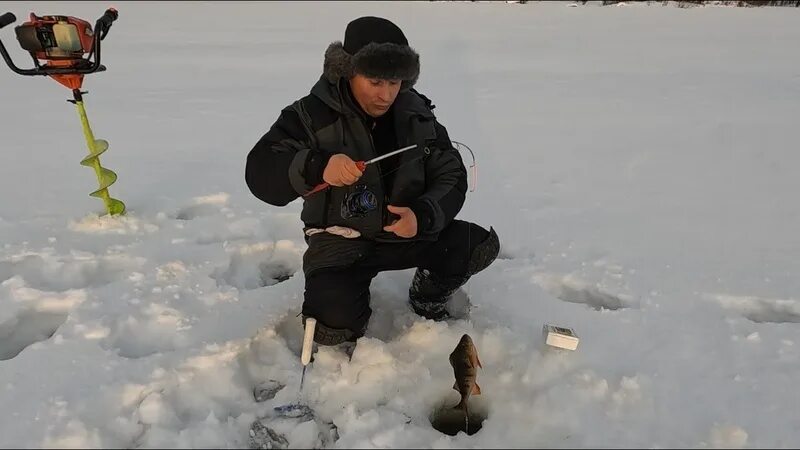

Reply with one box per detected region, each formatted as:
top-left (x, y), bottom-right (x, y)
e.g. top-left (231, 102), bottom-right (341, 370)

top-left (2, 1), bottom-right (800, 448)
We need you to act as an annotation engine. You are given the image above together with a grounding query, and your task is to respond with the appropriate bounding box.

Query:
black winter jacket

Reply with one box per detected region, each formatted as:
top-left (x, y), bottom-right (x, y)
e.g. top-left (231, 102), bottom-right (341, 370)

top-left (245, 76), bottom-right (468, 274)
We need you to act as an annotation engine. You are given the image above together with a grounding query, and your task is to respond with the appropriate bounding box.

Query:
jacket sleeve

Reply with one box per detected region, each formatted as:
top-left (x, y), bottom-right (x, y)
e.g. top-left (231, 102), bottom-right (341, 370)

top-left (409, 120), bottom-right (468, 235)
top-left (245, 106), bottom-right (332, 207)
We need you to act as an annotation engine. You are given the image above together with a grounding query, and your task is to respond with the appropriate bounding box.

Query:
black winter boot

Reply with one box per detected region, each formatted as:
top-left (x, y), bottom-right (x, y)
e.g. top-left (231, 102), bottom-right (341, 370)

top-left (408, 269), bottom-right (470, 321)
top-left (408, 227), bottom-right (500, 321)
top-left (302, 315), bottom-right (365, 345)
top-left (300, 315), bottom-right (363, 361)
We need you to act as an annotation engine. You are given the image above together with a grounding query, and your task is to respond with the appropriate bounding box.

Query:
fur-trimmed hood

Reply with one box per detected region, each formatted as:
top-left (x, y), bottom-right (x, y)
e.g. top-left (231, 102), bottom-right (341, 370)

top-left (323, 41), bottom-right (420, 91)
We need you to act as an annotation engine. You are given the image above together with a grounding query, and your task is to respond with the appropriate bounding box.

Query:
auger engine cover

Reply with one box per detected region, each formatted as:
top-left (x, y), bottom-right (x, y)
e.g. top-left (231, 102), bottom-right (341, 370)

top-left (15, 14), bottom-right (95, 61)
top-left (1, 7), bottom-right (117, 90)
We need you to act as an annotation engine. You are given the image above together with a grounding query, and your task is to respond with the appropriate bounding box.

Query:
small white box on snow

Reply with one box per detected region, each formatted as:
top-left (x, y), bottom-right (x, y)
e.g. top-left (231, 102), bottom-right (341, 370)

top-left (542, 324), bottom-right (580, 351)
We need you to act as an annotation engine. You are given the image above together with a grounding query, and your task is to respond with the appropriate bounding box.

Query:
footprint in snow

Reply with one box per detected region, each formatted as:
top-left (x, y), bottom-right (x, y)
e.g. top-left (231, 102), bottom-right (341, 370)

top-left (211, 241), bottom-right (302, 290)
top-left (534, 273), bottom-right (634, 311)
top-left (0, 309), bottom-right (68, 361)
top-left (173, 193), bottom-right (231, 220)
top-left (710, 294), bottom-right (800, 324)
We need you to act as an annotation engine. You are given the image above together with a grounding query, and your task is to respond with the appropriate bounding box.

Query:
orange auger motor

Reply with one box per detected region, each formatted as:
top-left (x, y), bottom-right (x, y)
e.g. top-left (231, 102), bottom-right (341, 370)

top-left (0, 8), bottom-right (125, 215)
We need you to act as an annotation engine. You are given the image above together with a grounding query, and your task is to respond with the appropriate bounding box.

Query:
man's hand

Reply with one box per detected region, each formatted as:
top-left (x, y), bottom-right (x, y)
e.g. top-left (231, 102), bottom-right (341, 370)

top-left (383, 205), bottom-right (418, 238)
top-left (323, 154), bottom-right (364, 187)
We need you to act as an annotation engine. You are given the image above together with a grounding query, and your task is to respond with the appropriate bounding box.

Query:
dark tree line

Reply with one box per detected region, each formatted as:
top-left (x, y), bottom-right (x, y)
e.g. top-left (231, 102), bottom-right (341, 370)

top-left (437, 0), bottom-right (800, 5)
top-left (602, 1), bottom-right (800, 6)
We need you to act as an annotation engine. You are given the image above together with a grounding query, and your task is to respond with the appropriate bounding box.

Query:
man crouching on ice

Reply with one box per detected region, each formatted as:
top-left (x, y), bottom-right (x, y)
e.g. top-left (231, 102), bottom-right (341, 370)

top-left (245, 16), bottom-right (500, 348)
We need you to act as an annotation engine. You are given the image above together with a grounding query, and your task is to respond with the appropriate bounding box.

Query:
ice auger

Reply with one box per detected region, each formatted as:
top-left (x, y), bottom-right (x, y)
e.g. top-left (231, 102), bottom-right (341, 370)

top-left (0, 8), bottom-right (125, 215)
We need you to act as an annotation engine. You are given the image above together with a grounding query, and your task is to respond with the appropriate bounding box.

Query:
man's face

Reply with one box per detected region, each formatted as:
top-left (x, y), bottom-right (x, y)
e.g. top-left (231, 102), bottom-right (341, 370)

top-left (349, 74), bottom-right (402, 117)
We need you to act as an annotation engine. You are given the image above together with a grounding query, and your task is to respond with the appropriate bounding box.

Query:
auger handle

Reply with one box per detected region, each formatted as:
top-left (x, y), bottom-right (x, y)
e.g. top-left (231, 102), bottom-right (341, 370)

top-left (80, 7), bottom-right (118, 75)
top-left (98, 8), bottom-right (118, 27)
top-left (96, 8), bottom-right (117, 40)
top-left (0, 12), bottom-right (29, 75)
top-left (0, 12), bottom-right (15, 29)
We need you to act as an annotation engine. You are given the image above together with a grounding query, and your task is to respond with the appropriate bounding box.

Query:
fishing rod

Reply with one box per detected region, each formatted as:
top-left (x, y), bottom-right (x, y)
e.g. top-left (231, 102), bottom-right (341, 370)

top-left (303, 144), bottom-right (418, 197)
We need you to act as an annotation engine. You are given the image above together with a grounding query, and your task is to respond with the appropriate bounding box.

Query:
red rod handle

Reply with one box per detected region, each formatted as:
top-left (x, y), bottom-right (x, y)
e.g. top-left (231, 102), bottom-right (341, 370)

top-left (303, 161), bottom-right (367, 197)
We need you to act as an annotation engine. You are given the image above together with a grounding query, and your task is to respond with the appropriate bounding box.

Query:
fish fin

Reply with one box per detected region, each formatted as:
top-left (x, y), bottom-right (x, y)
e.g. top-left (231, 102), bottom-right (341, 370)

top-left (472, 382), bottom-right (481, 395)
top-left (469, 351), bottom-right (483, 369)
top-left (453, 381), bottom-right (459, 391)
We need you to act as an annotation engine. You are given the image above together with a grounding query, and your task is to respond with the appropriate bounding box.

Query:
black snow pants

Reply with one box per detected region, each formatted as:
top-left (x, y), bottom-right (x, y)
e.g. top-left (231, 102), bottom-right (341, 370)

top-left (301, 220), bottom-right (497, 344)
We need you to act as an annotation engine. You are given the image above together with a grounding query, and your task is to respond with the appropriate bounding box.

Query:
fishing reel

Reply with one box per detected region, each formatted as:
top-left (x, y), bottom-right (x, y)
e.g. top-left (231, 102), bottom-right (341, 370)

top-left (341, 185), bottom-right (378, 220)
top-left (0, 8), bottom-right (117, 89)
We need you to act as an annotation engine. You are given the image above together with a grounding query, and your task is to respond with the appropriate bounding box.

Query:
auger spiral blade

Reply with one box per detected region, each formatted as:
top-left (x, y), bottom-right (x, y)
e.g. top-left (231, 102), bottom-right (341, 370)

top-left (75, 100), bottom-right (125, 216)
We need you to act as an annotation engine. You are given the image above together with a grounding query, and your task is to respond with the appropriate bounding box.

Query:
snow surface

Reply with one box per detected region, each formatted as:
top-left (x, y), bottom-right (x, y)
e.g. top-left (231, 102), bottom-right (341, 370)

top-left (2, 1), bottom-right (800, 448)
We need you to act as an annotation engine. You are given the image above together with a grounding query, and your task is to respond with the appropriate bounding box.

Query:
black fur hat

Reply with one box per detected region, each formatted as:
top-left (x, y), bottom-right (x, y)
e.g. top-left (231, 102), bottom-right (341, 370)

top-left (323, 16), bottom-right (420, 90)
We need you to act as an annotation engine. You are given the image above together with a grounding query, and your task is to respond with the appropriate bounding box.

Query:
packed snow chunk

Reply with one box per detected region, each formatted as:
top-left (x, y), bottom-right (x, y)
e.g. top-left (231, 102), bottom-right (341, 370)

top-left (706, 424), bottom-right (749, 449)
top-left (68, 213), bottom-right (159, 235)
